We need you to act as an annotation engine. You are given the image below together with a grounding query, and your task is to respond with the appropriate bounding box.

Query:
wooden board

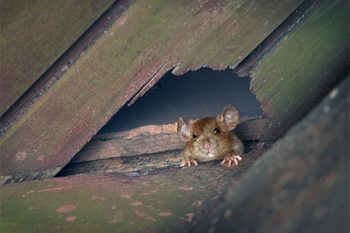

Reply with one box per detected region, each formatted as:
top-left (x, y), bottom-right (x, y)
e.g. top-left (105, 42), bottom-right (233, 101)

top-left (71, 117), bottom-right (267, 164)
top-left (0, 0), bottom-right (303, 183)
top-left (193, 77), bottom-right (349, 233)
top-left (239, 0), bottom-right (349, 140)
top-left (0, 0), bottom-right (115, 115)
top-left (0, 148), bottom-right (266, 233)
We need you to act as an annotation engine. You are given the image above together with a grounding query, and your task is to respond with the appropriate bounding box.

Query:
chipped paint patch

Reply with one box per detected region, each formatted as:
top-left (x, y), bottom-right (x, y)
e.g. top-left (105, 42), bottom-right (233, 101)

top-left (120, 192), bottom-right (132, 199)
top-left (37, 155), bottom-right (45, 161)
top-left (15, 151), bottom-right (27, 161)
top-left (65, 216), bottom-right (77, 222)
top-left (131, 201), bottom-right (143, 207)
top-left (37, 185), bottom-right (72, 193)
top-left (117, 15), bottom-right (127, 26)
top-left (92, 196), bottom-right (106, 201)
top-left (134, 210), bottom-right (156, 222)
top-left (179, 186), bottom-right (193, 191)
top-left (158, 211), bottom-right (172, 217)
top-left (56, 204), bottom-right (77, 213)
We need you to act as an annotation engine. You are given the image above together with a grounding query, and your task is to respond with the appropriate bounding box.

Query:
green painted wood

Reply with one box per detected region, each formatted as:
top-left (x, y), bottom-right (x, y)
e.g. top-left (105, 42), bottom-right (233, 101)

top-left (0, 0), bottom-right (302, 182)
top-left (0, 150), bottom-right (263, 233)
top-left (249, 0), bottom-right (349, 140)
top-left (194, 77), bottom-right (349, 233)
top-left (0, 0), bottom-right (115, 115)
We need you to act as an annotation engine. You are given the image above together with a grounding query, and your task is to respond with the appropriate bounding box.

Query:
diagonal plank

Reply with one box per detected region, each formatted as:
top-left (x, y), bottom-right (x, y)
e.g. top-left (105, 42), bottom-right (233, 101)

top-left (0, 0), bottom-right (303, 183)
top-left (0, 0), bottom-right (115, 115)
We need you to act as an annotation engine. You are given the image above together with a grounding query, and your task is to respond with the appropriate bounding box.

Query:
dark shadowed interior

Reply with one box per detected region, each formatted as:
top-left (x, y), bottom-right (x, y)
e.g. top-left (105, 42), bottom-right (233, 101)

top-left (99, 68), bottom-right (262, 134)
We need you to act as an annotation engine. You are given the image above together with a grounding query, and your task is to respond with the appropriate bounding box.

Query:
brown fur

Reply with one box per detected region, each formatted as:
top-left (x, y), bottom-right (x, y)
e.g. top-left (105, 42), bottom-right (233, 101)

top-left (177, 105), bottom-right (244, 164)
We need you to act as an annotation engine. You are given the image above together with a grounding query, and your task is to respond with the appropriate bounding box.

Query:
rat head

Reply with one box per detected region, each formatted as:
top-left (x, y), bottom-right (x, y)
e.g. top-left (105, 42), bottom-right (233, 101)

top-left (176, 105), bottom-right (240, 158)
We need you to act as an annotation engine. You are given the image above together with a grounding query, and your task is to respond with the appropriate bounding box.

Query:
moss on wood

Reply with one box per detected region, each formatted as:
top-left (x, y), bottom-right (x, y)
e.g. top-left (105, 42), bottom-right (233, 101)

top-left (0, 0), bottom-right (302, 182)
top-left (0, 0), bottom-right (114, 115)
top-left (249, 0), bottom-right (349, 140)
top-left (0, 151), bottom-right (264, 233)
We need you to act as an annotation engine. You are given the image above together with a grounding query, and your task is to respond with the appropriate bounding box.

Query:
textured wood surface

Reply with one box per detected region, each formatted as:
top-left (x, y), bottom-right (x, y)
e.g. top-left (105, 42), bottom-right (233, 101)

top-left (0, 148), bottom-right (267, 233)
top-left (0, 0), bottom-right (114, 115)
top-left (194, 78), bottom-right (349, 233)
top-left (71, 117), bottom-right (267, 164)
top-left (246, 0), bottom-right (349, 140)
top-left (0, 0), bottom-right (302, 183)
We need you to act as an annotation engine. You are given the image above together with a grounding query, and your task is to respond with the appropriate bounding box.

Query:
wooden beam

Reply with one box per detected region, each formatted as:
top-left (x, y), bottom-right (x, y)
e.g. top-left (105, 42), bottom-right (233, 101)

top-left (0, 0), bottom-right (116, 116)
top-left (0, 150), bottom-right (266, 233)
top-left (193, 77), bottom-right (349, 233)
top-left (242, 0), bottom-right (349, 140)
top-left (70, 117), bottom-right (268, 164)
top-left (0, 0), bottom-right (303, 183)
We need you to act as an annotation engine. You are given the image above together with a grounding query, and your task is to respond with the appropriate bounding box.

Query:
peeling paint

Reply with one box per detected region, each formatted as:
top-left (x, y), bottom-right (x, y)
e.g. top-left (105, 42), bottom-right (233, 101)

top-left (134, 210), bottom-right (156, 222)
top-left (131, 201), bottom-right (143, 207)
top-left (179, 186), bottom-right (194, 191)
top-left (158, 212), bottom-right (172, 217)
top-left (65, 216), bottom-right (77, 222)
top-left (15, 152), bottom-right (27, 161)
top-left (56, 204), bottom-right (77, 213)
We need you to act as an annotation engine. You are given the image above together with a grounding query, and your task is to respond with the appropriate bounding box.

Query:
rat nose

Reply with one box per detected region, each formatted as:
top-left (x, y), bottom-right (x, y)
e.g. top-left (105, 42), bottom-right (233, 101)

top-left (203, 139), bottom-right (210, 151)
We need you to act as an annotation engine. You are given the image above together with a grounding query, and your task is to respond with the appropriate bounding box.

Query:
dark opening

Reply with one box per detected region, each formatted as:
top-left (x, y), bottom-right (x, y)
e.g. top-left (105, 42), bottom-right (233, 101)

top-left (57, 68), bottom-right (263, 177)
top-left (99, 68), bottom-right (262, 134)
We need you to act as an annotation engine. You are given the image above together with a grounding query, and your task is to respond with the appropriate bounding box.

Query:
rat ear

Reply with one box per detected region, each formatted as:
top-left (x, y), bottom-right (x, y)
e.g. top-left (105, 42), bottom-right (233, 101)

top-left (217, 105), bottom-right (240, 130)
top-left (176, 117), bottom-right (192, 141)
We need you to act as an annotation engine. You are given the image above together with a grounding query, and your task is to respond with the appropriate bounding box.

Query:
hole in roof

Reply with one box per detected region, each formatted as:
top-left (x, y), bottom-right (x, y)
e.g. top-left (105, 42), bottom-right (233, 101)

top-left (98, 67), bottom-right (262, 134)
top-left (57, 68), bottom-right (264, 177)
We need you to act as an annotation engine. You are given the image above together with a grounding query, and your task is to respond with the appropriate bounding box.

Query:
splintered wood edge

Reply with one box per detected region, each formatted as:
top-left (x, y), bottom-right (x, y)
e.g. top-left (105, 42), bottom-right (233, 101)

top-left (70, 117), bottom-right (269, 164)
top-left (58, 146), bottom-right (270, 177)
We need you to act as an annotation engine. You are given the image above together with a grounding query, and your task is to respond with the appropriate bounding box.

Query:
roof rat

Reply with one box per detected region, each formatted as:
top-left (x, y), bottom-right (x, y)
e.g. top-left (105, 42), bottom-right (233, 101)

top-left (176, 105), bottom-right (243, 167)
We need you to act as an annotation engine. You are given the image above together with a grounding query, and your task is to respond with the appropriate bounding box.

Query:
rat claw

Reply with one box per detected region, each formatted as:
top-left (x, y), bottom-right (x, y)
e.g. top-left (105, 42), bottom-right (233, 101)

top-left (181, 158), bottom-right (198, 167)
top-left (222, 153), bottom-right (242, 167)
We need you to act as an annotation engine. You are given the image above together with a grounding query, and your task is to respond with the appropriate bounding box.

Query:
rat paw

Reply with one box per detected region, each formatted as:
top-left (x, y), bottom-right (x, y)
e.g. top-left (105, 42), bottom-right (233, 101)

top-left (180, 158), bottom-right (198, 167)
top-left (221, 153), bottom-right (242, 167)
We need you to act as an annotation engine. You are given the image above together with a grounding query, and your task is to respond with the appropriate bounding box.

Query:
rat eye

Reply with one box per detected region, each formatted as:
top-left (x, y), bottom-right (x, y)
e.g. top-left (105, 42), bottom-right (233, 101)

top-left (192, 134), bottom-right (198, 139)
top-left (213, 128), bottom-right (220, 134)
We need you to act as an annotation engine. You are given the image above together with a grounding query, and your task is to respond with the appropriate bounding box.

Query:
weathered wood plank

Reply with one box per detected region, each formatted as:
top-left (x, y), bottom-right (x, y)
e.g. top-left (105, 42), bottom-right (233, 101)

top-left (0, 0), bottom-right (303, 182)
top-left (0, 149), bottom-right (266, 233)
top-left (58, 146), bottom-right (270, 178)
top-left (71, 117), bottom-right (268, 164)
top-left (72, 124), bottom-right (181, 163)
top-left (193, 78), bottom-right (349, 233)
top-left (0, 0), bottom-right (115, 115)
top-left (244, 0), bottom-right (349, 140)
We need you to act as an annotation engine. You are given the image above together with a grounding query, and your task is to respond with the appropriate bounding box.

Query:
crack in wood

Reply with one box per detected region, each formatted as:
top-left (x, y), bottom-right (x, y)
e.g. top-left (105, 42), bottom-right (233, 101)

top-left (127, 63), bottom-right (174, 106)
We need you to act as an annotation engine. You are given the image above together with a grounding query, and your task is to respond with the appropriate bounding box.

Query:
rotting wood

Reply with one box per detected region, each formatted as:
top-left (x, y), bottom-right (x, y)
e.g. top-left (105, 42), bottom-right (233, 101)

top-left (71, 124), bottom-right (182, 163)
top-left (127, 63), bottom-right (174, 106)
top-left (0, 0), bottom-right (134, 136)
top-left (246, 0), bottom-right (349, 140)
top-left (58, 145), bottom-right (270, 178)
top-left (0, 0), bottom-right (117, 116)
top-left (0, 149), bottom-right (267, 233)
top-left (234, 0), bottom-right (321, 77)
top-left (193, 77), bottom-right (349, 233)
top-left (70, 117), bottom-right (268, 164)
top-left (0, 0), bottom-right (303, 183)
